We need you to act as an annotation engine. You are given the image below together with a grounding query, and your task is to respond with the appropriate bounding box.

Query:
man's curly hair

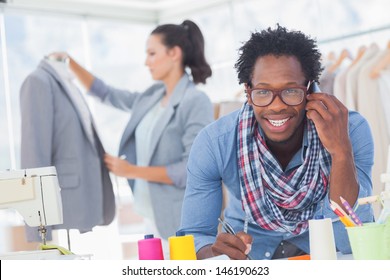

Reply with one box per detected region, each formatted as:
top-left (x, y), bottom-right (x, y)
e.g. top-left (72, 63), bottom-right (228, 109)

top-left (235, 24), bottom-right (323, 87)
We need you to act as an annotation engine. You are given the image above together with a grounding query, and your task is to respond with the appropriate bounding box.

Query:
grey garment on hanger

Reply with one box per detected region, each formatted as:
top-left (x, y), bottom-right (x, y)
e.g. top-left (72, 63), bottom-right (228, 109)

top-left (333, 67), bottom-right (349, 105)
top-left (319, 65), bottom-right (337, 95)
top-left (20, 59), bottom-right (115, 242)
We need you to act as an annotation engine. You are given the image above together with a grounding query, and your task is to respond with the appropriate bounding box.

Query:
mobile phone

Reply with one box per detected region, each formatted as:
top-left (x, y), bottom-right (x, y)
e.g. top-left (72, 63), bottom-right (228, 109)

top-left (308, 81), bottom-right (321, 94)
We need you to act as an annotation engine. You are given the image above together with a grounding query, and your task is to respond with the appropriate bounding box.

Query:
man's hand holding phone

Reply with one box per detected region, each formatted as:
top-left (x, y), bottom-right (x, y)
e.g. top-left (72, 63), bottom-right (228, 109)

top-left (306, 82), bottom-right (350, 156)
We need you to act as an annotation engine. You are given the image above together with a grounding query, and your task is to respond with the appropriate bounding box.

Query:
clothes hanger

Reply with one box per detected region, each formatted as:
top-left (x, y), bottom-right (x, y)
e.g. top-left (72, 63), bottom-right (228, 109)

top-left (328, 48), bottom-right (352, 73)
top-left (326, 51), bottom-right (337, 63)
top-left (349, 45), bottom-right (367, 68)
top-left (370, 43), bottom-right (390, 79)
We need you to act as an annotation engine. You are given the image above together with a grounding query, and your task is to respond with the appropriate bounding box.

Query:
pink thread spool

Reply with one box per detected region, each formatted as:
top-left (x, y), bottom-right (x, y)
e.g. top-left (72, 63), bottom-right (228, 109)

top-left (137, 234), bottom-right (164, 260)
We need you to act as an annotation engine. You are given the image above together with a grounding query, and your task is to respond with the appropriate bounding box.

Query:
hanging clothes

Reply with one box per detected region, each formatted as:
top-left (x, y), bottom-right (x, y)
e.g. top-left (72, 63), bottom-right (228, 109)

top-left (378, 68), bottom-right (390, 138)
top-left (357, 48), bottom-right (390, 216)
top-left (333, 67), bottom-right (349, 105)
top-left (345, 44), bottom-right (378, 111)
top-left (20, 58), bottom-right (115, 242)
top-left (319, 63), bottom-right (337, 95)
top-left (332, 49), bottom-right (353, 105)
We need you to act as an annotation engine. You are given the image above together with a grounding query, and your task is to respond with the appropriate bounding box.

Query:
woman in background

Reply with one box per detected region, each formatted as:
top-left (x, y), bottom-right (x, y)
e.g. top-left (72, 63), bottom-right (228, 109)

top-left (51, 19), bottom-right (213, 248)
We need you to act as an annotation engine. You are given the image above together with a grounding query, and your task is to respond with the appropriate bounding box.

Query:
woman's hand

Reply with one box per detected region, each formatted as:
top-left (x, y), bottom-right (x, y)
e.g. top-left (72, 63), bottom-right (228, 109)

top-left (104, 153), bottom-right (135, 178)
top-left (46, 52), bottom-right (94, 90)
top-left (46, 52), bottom-right (70, 64)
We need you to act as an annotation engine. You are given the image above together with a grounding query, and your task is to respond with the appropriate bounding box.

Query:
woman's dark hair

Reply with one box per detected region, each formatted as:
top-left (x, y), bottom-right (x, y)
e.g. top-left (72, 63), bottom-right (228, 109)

top-left (235, 24), bottom-right (323, 87)
top-left (151, 19), bottom-right (212, 84)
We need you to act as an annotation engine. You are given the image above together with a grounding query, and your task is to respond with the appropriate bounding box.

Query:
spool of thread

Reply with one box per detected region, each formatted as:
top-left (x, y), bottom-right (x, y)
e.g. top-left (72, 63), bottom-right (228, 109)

top-left (168, 232), bottom-right (197, 260)
top-left (309, 217), bottom-right (337, 260)
top-left (137, 234), bottom-right (164, 260)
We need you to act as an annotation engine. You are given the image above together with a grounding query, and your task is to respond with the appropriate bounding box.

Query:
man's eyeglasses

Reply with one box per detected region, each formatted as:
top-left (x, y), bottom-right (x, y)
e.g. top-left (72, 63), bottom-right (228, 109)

top-left (246, 81), bottom-right (313, 107)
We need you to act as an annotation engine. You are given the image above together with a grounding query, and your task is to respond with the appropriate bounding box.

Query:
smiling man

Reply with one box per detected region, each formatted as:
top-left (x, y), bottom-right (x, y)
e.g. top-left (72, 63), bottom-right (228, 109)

top-left (179, 25), bottom-right (374, 260)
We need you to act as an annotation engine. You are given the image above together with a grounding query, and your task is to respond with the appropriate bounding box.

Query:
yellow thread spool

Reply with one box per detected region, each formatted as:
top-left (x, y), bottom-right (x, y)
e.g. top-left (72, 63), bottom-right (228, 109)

top-left (168, 232), bottom-right (197, 260)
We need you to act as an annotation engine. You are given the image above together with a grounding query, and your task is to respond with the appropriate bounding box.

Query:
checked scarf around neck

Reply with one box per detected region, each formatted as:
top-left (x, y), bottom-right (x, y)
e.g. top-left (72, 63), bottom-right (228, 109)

top-left (237, 103), bottom-right (331, 235)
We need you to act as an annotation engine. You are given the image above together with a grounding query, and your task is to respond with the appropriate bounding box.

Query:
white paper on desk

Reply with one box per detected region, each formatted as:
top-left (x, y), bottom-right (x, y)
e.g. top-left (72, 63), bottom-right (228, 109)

top-left (204, 254), bottom-right (230, 260)
top-left (309, 218), bottom-right (337, 260)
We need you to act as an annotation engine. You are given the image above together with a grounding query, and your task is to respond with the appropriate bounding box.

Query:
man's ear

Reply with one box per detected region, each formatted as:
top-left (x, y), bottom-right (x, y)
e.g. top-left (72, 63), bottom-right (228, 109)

top-left (244, 84), bottom-right (252, 105)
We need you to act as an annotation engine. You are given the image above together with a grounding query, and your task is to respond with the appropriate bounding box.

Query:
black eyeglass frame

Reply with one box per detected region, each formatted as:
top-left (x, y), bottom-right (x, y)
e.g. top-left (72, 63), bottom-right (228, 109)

top-left (245, 80), bottom-right (314, 107)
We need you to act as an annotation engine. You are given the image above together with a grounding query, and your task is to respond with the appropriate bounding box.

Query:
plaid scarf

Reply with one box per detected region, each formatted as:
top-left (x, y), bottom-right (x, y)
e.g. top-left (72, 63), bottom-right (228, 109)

top-left (237, 103), bottom-right (331, 234)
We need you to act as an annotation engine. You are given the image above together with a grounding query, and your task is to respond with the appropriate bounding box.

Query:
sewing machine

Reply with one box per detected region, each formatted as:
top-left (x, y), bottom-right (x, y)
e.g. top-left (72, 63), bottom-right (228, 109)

top-left (0, 166), bottom-right (63, 244)
top-left (0, 167), bottom-right (93, 259)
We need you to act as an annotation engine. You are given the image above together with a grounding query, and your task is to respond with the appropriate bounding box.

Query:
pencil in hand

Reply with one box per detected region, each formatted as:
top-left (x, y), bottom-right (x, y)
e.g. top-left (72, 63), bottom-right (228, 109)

top-left (218, 218), bottom-right (253, 260)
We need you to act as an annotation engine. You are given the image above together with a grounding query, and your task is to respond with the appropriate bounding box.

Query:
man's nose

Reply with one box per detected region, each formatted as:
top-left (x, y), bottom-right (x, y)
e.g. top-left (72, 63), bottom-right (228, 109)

top-left (268, 95), bottom-right (288, 111)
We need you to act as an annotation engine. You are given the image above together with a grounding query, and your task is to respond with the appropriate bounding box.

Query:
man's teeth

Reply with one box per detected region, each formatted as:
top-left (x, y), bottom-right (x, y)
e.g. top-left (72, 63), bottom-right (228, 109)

top-left (269, 118), bottom-right (289, 127)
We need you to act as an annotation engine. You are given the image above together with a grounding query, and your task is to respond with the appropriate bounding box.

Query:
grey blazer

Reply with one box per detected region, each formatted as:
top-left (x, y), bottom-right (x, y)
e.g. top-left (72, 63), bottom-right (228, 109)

top-left (20, 59), bottom-right (115, 241)
top-left (89, 74), bottom-right (214, 239)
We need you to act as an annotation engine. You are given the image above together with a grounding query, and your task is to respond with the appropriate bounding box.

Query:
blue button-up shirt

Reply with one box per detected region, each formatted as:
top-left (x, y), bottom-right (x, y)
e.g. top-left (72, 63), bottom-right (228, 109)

top-left (179, 109), bottom-right (374, 259)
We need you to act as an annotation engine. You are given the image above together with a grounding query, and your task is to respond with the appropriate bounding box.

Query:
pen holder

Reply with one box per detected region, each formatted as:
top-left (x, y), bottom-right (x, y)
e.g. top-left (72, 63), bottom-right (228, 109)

top-left (346, 218), bottom-right (390, 259)
top-left (137, 234), bottom-right (164, 260)
top-left (168, 232), bottom-right (197, 260)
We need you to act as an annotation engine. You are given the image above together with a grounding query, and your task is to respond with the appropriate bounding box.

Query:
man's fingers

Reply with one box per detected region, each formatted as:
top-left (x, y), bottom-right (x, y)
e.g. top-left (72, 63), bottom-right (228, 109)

top-left (212, 233), bottom-right (248, 260)
top-left (236, 231), bottom-right (253, 254)
top-left (306, 93), bottom-right (343, 115)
